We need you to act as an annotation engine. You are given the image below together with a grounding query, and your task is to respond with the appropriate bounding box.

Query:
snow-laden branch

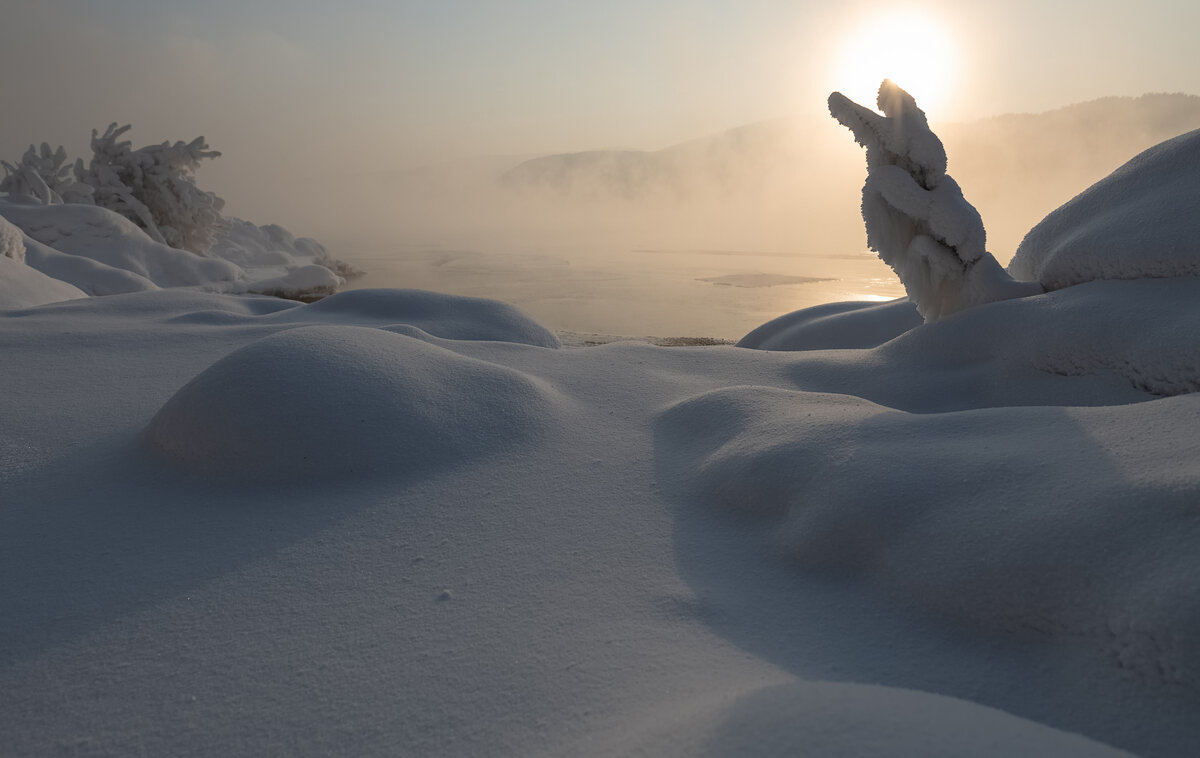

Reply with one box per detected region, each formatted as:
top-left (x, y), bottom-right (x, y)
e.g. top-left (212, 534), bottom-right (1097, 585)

top-left (829, 80), bottom-right (1042, 321)
top-left (0, 143), bottom-right (94, 205)
top-left (75, 124), bottom-right (226, 253)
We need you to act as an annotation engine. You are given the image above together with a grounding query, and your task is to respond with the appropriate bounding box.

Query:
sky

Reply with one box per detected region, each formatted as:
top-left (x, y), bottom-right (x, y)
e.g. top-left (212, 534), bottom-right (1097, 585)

top-left (1, 0), bottom-right (1199, 225)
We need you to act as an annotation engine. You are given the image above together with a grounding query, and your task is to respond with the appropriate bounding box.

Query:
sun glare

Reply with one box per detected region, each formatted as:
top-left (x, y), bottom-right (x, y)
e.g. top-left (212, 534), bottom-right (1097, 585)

top-left (830, 10), bottom-right (957, 116)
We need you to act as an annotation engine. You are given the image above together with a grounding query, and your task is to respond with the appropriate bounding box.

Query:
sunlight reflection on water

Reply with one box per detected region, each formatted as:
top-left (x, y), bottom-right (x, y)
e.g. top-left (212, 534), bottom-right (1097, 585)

top-left (343, 246), bottom-right (905, 340)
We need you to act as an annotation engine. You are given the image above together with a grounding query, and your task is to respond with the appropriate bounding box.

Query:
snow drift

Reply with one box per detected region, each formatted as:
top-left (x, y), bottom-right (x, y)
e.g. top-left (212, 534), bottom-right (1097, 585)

top-left (0, 200), bottom-right (241, 289)
top-left (0, 124), bottom-right (356, 308)
top-left (0, 250), bottom-right (87, 309)
top-left (615, 680), bottom-right (1134, 757)
top-left (147, 324), bottom-right (562, 484)
top-left (8, 97), bottom-right (1200, 758)
top-left (1010, 127), bottom-right (1200, 289)
top-left (0, 198), bottom-right (352, 306)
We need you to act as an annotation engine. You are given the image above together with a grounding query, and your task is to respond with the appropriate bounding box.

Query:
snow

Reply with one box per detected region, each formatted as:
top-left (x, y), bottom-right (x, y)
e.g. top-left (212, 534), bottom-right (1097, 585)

top-left (1010, 127), bottom-right (1200, 289)
top-left (829, 81), bottom-right (1043, 321)
top-left (737, 298), bottom-right (922, 350)
top-left (147, 324), bottom-right (561, 483)
top-left (615, 681), bottom-right (1135, 757)
top-left (5, 116), bottom-right (1200, 758)
top-left (0, 199), bottom-right (351, 303)
top-left (4, 279), bottom-right (1200, 755)
top-left (0, 251), bottom-right (87, 308)
top-left (0, 200), bottom-right (241, 289)
top-left (0, 213), bottom-right (25, 262)
top-left (22, 235), bottom-right (159, 296)
top-left (0, 213), bottom-right (88, 306)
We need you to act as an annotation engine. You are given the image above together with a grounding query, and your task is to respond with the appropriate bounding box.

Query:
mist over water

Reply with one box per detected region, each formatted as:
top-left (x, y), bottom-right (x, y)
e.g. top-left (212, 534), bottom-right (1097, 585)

top-left (4, 0), bottom-right (1200, 340)
top-left (261, 93), bottom-right (1199, 339)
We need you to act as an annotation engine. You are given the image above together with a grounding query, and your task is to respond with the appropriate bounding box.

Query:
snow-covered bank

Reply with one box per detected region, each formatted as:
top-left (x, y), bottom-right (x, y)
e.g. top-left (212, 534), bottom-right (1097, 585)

top-left (5, 112), bottom-right (1200, 757)
top-left (0, 198), bottom-right (353, 305)
top-left (0, 126), bottom-right (355, 307)
top-left (3, 276), bottom-right (1198, 756)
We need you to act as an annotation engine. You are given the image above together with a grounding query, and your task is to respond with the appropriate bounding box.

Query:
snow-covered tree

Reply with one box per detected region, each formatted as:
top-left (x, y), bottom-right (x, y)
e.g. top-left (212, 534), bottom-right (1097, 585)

top-left (829, 80), bottom-right (1042, 321)
top-left (74, 124), bottom-right (226, 253)
top-left (0, 143), bottom-right (95, 205)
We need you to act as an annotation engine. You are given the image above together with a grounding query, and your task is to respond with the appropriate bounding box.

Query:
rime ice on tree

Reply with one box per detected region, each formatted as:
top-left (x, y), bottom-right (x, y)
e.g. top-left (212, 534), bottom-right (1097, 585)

top-left (76, 124), bottom-right (226, 254)
top-left (829, 80), bottom-right (1042, 321)
top-left (0, 143), bottom-right (94, 206)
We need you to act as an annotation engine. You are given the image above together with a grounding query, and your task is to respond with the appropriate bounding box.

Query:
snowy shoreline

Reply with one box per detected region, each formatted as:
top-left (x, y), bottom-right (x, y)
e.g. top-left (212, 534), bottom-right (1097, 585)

top-left (4, 276), bottom-right (1198, 756)
top-left (4, 106), bottom-right (1200, 756)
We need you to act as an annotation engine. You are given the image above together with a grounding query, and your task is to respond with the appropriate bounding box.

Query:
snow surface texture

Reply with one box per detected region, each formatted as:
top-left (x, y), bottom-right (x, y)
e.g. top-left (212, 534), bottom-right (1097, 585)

top-left (1010, 127), bottom-right (1200, 289)
top-left (8, 114), bottom-right (1200, 758)
top-left (829, 81), bottom-right (1042, 321)
top-left (2, 277), bottom-right (1195, 756)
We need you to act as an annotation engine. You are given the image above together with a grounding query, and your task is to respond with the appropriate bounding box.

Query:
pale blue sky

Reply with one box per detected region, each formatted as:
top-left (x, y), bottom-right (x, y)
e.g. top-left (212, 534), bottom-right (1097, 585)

top-left (2, 0), bottom-right (1198, 181)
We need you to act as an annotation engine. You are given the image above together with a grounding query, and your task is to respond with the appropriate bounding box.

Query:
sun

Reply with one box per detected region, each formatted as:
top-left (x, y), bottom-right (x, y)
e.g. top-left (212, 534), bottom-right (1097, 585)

top-left (830, 9), bottom-right (958, 116)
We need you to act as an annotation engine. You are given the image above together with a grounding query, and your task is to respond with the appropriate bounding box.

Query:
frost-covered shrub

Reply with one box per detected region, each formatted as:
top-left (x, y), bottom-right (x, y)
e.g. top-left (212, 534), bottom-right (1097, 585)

top-left (2, 125), bottom-right (355, 300)
top-left (829, 81), bottom-right (1042, 321)
top-left (75, 124), bottom-right (226, 254)
top-left (0, 143), bottom-right (95, 205)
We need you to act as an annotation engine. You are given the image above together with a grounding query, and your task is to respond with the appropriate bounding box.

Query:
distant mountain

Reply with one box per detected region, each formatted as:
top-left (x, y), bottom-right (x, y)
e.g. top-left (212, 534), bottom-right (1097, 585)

top-left (500, 119), bottom-right (811, 201)
top-left (500, 93), bottom-right (1200, 257)
top-left (941, 93), bottom-right (1200, 256)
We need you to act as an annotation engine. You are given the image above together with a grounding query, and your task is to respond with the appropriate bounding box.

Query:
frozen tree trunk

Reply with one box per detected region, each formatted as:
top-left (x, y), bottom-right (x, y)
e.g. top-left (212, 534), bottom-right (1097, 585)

top-left (829, 80), bottom-right (1042, 321)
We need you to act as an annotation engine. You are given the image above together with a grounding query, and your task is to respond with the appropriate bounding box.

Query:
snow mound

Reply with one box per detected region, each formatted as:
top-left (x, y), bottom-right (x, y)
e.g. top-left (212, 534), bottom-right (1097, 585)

top-left (212, 218), bottom-right (353, 274)
top-left (657, 384), bottom-right (1200, 690)
top-left (211, 218), bottom-right (355, 298)
top-left (0, 213), bottom-right (24, 262)
top-left (146, 325), bottom-right (560, 483)
top-left (0, 200), bottom-right (240, 288)
top-left (737, 298), bottom-right (921, 350)
top-left (0, 214), bottom-right (87, 308)
top-left (0, 254), bottom-right (87, 309)
top-left (739, 277), bottom-right (1200, 404)
top-left (16, 289), bottom-right (297, 323)
top-left (615, 681), bottom-right (1133, 757)
top-left (1010, 128), bottom-right (1200, 289)
top-left (22, 236), bottom-right (159, 296)
top-left (272, 288), bottom-right (561, 347)
top-left (230, 263), bottom-right (343, 300)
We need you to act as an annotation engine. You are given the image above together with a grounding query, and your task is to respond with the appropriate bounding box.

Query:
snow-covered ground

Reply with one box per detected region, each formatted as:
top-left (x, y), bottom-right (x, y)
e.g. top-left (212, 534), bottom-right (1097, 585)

top-left (3, 117), bottom-right (1200, 756)
top-left (0, 198), bottom-right (352, 307)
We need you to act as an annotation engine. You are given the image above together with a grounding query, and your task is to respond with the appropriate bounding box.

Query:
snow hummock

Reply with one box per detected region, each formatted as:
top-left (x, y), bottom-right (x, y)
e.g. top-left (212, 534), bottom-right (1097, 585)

top-left (0, 214), bottom-right (88, 307)
top-left (147, 325), bottom-right (561, 483)
top-left (829, 81), bottom-right (1042, 321)
top-left (737, 298), bottom-right (922, 350)
top-left (5, 272), bottom-right (1198, 756)
top-left (0, 249), bottom-right (87, 309)
top-left (1010, 127), bottom-right (1200, 289)
top-left (0, 200), bottom-right (240, 289)
top-left (617, 681), bottom-right (1134, 757)
top-left (0, 212), bottom-right (25, 263)
top-left (284, 288), bottom-right (562, 347)
top-left (0, 198), bottom-right (352, 307)
top-left (8, 114), bottom-right (1200, 757)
